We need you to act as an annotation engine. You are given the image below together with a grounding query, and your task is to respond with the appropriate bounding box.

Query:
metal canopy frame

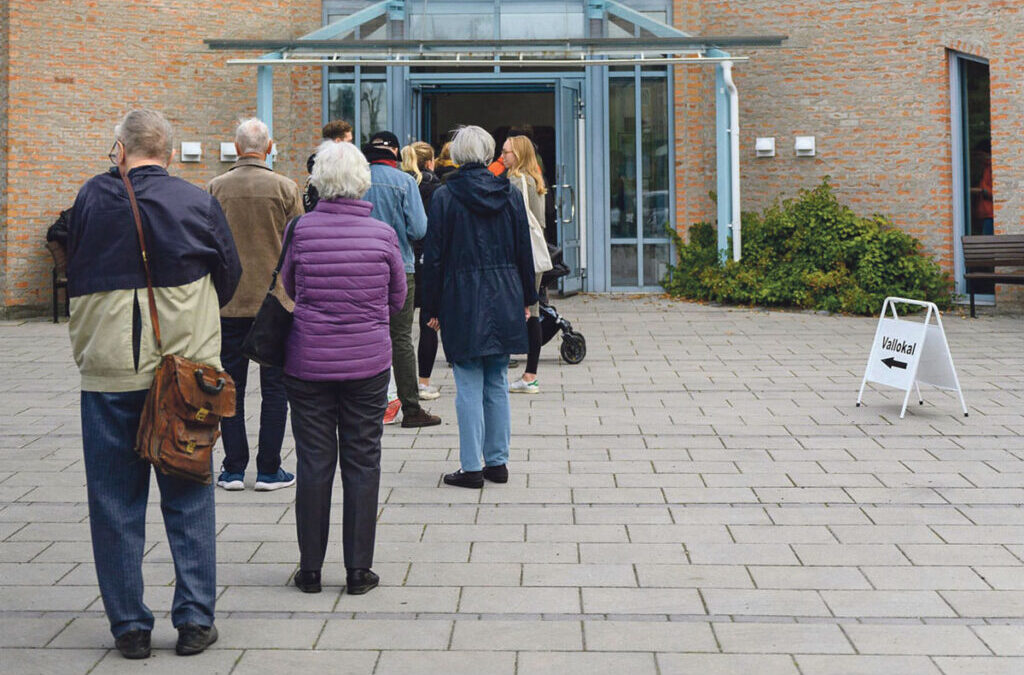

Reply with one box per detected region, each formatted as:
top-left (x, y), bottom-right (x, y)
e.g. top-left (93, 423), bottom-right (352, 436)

top-left (206, 0), bottom-right (786, 274)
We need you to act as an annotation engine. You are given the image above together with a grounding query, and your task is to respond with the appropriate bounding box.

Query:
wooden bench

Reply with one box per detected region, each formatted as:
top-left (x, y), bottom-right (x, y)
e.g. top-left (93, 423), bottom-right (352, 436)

top-left (962, 234), bottom-right (1024, 317)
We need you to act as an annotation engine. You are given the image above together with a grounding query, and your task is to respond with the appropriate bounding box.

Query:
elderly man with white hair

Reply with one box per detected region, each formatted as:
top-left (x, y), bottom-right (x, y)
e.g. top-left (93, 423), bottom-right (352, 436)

top-left (67, 109), bottom-right (240, 658)
top-left (279, 140), bottom-right (406, 596)
top-left (207, 117), bottom-right (303, 493)
top-left (420, 125), bottom-right (537, 489)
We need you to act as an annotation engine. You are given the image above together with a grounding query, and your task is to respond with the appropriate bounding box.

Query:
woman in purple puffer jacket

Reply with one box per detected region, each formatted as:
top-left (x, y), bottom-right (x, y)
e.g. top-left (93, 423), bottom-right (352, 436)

top-left (279, 140), bottom-right (407, 597)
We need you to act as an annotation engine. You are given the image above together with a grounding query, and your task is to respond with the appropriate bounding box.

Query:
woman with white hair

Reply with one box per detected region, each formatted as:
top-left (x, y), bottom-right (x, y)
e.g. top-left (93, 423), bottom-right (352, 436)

top-left (421, 126), bottom-right (537, 489)
top-left (279, 141), bottom-right (407, 594)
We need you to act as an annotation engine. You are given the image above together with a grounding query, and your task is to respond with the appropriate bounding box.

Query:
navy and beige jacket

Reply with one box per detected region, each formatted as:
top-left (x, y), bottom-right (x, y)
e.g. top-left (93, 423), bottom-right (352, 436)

top-left (67, 166), bottom-right (241, 392)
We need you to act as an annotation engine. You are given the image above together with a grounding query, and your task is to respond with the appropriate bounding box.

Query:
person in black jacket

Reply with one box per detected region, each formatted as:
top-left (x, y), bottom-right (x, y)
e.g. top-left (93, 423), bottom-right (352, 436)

top-left (401, 141), bottom-right (443, 401)
top-left (420, 126), bottom-right (537, 489)
top-left (303, 120), bottom-right (353, 212)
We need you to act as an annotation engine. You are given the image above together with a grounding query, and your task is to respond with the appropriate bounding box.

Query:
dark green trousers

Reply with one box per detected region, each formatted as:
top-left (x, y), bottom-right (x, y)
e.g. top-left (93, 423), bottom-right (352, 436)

top-left (389, 273), bottom-right (421, 416)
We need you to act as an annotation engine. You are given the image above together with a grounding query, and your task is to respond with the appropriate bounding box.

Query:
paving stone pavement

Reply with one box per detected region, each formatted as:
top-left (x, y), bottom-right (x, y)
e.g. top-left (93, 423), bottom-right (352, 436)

top-left (1, 295), bottom-right (1023, 674)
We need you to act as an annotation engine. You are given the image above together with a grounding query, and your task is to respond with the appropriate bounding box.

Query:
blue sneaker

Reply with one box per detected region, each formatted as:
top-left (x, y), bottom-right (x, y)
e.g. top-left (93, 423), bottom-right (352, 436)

top-left (254, 468), bottom-right (296, 492)
top-left (216, 469), bottom-right (245, 491)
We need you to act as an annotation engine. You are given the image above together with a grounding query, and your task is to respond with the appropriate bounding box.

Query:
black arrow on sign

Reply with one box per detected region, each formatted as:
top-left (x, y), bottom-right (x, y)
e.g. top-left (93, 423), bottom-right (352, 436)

top-left (882, 357), bottom-right (907, 370)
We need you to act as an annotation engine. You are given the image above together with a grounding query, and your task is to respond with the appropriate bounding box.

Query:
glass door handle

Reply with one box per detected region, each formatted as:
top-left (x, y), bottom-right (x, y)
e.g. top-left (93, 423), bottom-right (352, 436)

top-left (561, 184), bottom-right (576, 224)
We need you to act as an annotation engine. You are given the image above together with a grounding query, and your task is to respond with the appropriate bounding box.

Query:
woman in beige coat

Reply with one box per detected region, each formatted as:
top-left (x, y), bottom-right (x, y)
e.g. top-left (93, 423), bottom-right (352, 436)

top-left (501, 135), bottom-right (553, 394)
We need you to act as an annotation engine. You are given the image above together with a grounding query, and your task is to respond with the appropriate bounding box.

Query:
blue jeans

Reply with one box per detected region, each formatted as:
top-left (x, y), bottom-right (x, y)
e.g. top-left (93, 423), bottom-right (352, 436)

top-left (452, 355), bottom-right (511, 472)
top-left (81, 390), bottom-right (216, 638)
top-left (219, 317), bottom-right (288, 475)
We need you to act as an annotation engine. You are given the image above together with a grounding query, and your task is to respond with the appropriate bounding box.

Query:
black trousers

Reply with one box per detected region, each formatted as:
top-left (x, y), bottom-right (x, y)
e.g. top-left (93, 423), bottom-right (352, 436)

top-left (220, 317), bottom-right (288, 475)
top-left (284, 369), bottom-right (389, 572)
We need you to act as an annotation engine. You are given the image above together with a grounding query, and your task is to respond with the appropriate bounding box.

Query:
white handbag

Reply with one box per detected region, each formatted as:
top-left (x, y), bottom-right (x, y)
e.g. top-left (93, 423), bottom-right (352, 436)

top-left (519, 175), bottom-right (553, 273)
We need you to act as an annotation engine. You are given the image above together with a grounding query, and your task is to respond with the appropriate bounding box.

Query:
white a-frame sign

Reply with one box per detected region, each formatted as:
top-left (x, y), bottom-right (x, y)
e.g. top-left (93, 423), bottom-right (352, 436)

top-left (857, 297), bottom-right (968, 418)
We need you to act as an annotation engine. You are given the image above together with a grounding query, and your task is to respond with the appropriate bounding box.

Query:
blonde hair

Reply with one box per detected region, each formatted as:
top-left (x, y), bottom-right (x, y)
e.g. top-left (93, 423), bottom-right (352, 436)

top-left (400, 141), bottom-right (434, 185)
top-left (436, 141), bottom-right (455, 167)
top-left (505, 136), bottom-right (547, 196)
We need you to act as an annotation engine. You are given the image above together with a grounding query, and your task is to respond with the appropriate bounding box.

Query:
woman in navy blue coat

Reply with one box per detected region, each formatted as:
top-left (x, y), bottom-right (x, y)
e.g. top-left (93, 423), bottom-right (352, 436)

top-left (421, 125), bottom-right (537, 488)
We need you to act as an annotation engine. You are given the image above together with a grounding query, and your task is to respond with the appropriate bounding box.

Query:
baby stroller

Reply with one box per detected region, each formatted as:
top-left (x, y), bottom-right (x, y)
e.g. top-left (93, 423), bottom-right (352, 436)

top-left (538, 244), bottom-right (587, 365)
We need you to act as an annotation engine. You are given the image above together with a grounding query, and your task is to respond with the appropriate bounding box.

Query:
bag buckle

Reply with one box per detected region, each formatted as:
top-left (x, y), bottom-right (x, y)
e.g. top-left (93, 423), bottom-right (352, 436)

top-left (185, 440), bottom-right (196, 455)
top-left (195, 407), bottom-right (209, 422)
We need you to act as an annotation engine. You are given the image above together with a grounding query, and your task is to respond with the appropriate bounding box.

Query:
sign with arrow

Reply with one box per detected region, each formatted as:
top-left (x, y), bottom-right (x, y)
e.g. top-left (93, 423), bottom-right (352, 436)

top-left (863, 317), bottom-right (925, 392)
top-left (881, 357), bottom-right (907, 370)
top-left (858, 297), bottom-right (967, 418)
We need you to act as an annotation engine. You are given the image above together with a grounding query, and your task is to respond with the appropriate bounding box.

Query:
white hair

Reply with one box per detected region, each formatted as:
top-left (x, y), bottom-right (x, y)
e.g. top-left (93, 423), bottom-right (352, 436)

top-left (449, 125), bottom-right (495, 166)
top-left (235, 118), bottom-right (270, 155)
top-left (115, 109), bottom-right (173, 162)
top-left (311, 140), bottom-right (372, 200)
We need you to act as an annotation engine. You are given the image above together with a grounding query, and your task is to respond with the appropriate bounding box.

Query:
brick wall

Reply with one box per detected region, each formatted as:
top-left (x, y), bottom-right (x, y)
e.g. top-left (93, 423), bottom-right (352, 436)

top-left (0, 0), bottom-right (323, 317)
top-left (671, 0), bottom-right (718, 234)
top-left (689, 1), bottom-right (1024, 307)
top-left (1, 0), bottom-right (9, 311)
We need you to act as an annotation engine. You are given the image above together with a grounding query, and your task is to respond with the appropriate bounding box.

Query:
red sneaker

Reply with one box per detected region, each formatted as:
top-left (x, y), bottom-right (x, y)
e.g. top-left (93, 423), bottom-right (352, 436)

top-left (382, 398), bottom-right (401, 425)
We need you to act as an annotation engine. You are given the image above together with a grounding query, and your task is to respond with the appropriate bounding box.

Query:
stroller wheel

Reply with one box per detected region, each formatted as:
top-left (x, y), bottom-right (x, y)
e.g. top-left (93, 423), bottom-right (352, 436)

top-left (560, 331), bottom-right (587, 364)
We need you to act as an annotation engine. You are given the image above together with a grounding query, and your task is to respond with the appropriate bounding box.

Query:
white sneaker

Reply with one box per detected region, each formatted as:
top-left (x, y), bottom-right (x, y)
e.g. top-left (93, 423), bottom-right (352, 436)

top-left (509, 378), bottom-right (540, 394)
top-left (216, 469), bottom-right (245, 491)
top-left (418, 383), bottom-right (440, 400)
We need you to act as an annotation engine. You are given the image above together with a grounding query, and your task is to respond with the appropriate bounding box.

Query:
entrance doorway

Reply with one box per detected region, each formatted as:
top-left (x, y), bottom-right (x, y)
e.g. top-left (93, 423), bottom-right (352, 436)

top-left (422, 90), bottom-right (556, 195)
top-left (414, 79), bottom-right (585, 295)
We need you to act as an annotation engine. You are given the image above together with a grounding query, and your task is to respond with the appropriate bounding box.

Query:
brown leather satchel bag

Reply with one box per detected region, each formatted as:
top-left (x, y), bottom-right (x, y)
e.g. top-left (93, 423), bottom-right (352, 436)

top-left (121, 170), bottom-right (235, 484)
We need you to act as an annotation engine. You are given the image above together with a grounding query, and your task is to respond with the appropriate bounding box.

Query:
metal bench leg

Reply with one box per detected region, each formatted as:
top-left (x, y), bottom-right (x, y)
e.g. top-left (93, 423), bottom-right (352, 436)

top-left (969, 291), bottom-right (976, 318)
top-left (52, 269), bottom-right (59, 323)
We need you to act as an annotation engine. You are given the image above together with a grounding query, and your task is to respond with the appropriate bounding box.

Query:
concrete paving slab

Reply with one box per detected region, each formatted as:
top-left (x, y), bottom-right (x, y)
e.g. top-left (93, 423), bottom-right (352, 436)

top-left (3, 295), bottom-right (1023, 669)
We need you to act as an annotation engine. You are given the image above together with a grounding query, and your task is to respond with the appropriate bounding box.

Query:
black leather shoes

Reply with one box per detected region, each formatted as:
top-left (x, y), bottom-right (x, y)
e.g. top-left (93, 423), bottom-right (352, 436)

top-left (443, 469), bottom-right (484, 489)
top-left (294, 569), bottom-right (322, 593)
top-left (483, 464), bottom-right (508, 483)
top-left (175, 623), bottom-right (218, 656)
top-left (346, 568), bottom-right (379, 595)
top-left (115, 629), bottom-right (151, 659)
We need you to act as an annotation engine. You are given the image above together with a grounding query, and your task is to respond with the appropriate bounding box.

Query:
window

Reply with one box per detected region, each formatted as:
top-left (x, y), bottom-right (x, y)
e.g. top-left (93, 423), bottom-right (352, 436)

top-left (608, 68), bottom-right (672, 289)
top-left (326, 68), bottom-right (387, 143)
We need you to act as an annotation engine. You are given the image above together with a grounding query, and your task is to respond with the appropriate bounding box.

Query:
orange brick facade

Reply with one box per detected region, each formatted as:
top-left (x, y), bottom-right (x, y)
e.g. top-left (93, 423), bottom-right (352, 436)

top-left (672, 0), bottom-right (1024, 307)
top-left (0, 0), bottom-right (323, 317)
top-left (2, 1), bottom-right (1022, 315)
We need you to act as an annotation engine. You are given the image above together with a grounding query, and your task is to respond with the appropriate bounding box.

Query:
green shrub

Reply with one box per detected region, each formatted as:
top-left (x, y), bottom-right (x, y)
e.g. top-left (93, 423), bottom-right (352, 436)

top-left (662, 180), bottom-right (953, 315)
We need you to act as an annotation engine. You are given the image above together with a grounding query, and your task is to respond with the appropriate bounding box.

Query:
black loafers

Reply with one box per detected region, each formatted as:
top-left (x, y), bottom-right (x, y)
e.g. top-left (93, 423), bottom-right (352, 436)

top-left (346, 568), bottom-right (380, 595)
top-left (115, 629), bottom-right (151, 659)
top-left (443, 469), bottom-right (484, 489)
top-left (482, 464), bottom-right (508, 483)
top-left (175, 623), bottom-right (218, 656)
top-left (294, 569), bottom-right (322, 593)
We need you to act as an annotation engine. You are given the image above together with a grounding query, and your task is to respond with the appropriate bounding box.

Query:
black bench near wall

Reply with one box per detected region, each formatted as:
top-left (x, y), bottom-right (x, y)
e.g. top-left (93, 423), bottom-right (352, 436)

top-left (962, 234), bottom-right (1024, 318)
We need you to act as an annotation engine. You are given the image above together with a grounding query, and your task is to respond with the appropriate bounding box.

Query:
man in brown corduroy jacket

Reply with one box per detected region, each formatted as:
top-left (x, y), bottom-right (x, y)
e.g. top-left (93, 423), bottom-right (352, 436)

top-left (207, 117), bottom-right (303, 493)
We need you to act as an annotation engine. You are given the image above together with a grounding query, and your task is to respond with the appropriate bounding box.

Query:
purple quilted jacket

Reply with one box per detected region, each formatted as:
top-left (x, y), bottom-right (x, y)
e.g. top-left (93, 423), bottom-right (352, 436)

top-left (279, 198), bottom-right (407, 381)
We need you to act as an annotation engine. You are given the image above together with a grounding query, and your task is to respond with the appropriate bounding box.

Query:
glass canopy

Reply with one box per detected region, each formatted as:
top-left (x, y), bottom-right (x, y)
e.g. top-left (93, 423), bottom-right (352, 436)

top-left (324, 0), bottom-right (673, 40)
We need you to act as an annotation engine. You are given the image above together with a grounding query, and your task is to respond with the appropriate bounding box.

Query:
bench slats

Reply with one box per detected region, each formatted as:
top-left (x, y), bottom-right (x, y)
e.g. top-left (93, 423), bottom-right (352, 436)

top-left (961, 234), bottom-right (1024, 317)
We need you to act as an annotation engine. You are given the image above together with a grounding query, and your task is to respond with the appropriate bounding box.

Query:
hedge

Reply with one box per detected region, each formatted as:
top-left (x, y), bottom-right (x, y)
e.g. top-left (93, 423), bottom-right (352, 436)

top-left (662, 180), bottom-right (953, 315)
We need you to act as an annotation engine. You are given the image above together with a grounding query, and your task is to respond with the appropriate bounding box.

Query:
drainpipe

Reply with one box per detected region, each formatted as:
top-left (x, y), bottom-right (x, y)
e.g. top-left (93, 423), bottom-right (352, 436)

top-left (720, 60), bottom-right (741, 262)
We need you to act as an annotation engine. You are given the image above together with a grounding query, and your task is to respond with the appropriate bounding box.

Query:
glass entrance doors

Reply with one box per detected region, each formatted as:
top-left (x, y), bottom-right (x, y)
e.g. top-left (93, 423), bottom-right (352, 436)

top-left (556, 79), bottom-right (585, 295)
top-left (411, 76), bottom-right (586, 295)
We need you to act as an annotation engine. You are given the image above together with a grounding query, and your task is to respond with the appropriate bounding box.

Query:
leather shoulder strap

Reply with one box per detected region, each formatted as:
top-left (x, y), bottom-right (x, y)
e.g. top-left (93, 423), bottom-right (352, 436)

top-left (120, 170), bottom-right (163, 354)
top-left (267, 216), bottom-right (301, 292)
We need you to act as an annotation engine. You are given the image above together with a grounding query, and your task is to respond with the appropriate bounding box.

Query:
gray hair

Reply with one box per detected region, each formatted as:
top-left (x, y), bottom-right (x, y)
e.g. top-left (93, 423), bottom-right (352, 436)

top-left (311, 140), bottom-right (372, 201)
top-left (235, 118), bottom-right (270, 155)
top-left (115, 109), bottom-right (173, 162)
top-left (449, 125), bottom-right (495, 166)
